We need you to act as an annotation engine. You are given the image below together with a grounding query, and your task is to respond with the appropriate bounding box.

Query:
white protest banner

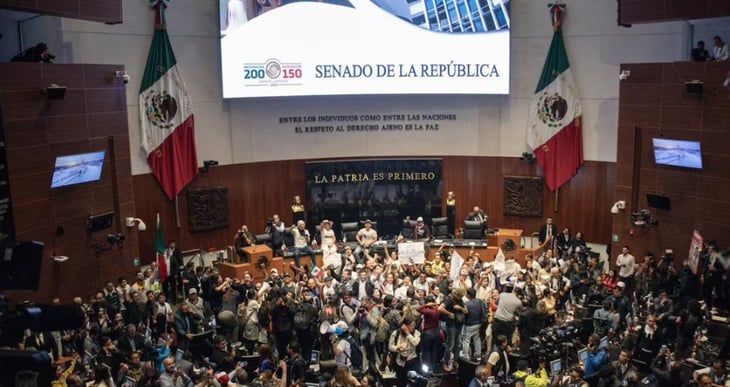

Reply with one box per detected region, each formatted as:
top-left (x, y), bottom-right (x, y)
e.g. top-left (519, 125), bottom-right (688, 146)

top-left (398, 241), bottom-right (425, 265)
top-left (450, 250), bottom-right (464, 281)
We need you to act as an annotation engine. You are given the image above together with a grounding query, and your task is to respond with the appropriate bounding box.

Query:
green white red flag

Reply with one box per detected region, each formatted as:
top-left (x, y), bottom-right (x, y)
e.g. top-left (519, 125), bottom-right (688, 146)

top-left (527, 4), bottom-right (583, 192)
top-left (140, 0), bottom-right (198, 199)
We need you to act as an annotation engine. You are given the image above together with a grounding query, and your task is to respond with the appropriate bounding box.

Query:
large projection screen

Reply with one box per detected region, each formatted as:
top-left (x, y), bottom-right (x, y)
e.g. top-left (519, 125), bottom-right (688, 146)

top-left (219, 0), bottom-right (511, 98)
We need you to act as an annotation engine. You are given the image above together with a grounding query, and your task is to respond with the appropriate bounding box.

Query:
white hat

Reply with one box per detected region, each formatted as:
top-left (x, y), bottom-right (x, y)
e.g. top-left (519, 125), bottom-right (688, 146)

top-left (417, 217), bottom-right (424, 222)
top-left (297, 220), bottom-right (305, 226)
top-left (616, 281), bottom-right (626, 288)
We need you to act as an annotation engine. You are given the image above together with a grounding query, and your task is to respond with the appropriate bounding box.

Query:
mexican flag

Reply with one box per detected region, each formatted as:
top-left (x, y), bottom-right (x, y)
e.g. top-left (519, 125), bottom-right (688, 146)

top-left (155, 213), bottom-right (168, 282)
top-left (527, 4), bottom-right (583, 192)
top-left (139, 0), bottom-right (198, 200)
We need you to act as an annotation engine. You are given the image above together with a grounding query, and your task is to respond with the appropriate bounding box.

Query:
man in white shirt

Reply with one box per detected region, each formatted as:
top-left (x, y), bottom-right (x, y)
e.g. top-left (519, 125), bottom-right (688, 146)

top-left (394, 276), bottom-right (412, 301)
top-left (355, 220), bottom-right (378, 263)
top-left (291, 220), bottom-right (316, 267)
top-left (616, 245), bottom-right (636, 295)
top-left (713, 35), bottom-right (729, 61)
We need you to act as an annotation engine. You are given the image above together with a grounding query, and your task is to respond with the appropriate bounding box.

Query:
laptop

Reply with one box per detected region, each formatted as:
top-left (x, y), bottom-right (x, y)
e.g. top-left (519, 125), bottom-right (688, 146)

top-left (550, 359), bottom-right (561, 375)
top-left (600, 336), bottom-right (609, 350)
top-left (577, 348), bottom-right (588, 363)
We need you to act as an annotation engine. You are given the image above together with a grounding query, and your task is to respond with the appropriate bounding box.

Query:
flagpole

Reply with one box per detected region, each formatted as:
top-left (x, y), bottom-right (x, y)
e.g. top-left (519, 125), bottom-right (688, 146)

top-left (175, 195), bottom-right (181, 228)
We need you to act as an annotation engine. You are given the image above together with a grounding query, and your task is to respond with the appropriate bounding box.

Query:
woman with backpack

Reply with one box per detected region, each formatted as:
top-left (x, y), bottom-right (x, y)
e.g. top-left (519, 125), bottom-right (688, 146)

top-left (239, 289), bottom-right (261, 354)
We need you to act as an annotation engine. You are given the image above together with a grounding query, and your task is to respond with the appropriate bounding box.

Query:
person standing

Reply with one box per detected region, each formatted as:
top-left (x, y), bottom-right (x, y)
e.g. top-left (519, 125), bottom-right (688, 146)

top-left (538, 218), bottom-right (558, 247)
top-left (712, 35), bottom-right (729, 61)
top-left (692, 40), bottom-right (710, 62)
top-left (616, 246), bottom-right (636, 296)
top-left (166, 240), bottom-right (183, 303)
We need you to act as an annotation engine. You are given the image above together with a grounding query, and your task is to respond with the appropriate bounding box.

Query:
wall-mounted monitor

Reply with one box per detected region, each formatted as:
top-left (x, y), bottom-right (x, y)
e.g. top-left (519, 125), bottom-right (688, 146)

top-left (647, 193), bottom-right (671, 211)
top-left (652, 138), bottom-right (702, 169)
top-left (219, 0), bottom-right (510, 98)
top-left (51, 151), bottom-right (106, 189)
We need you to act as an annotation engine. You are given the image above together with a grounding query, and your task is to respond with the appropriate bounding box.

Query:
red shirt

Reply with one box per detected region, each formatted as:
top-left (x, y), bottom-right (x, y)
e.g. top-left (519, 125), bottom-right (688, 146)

top-left (417, 304), bottom-right (441, 331)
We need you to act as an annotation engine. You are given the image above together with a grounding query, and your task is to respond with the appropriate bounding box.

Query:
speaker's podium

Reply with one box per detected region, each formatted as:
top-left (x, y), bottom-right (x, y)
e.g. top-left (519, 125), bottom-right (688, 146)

top-left (488, 228), bottom-right (524, 264)
top-left (219, 245), bottom-right (272, 279)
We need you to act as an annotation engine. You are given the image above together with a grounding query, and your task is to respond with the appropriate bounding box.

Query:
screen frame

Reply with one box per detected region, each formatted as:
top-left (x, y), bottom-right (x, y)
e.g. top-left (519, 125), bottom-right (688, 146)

top-left (217, 1), bottom-right (511, 99)
top-left (550, 359), bottom-right (561, 374)
top-left (652, 138), bottom-right (703, 170)
top-left (50, 150), bottom-right (106, 189)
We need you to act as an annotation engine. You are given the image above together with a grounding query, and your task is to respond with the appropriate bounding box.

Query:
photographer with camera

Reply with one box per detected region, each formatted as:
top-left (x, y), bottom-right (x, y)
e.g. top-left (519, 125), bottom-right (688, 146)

top-left (583, 334), bottom-right (608, 385)
top-left (649, 346), bottom-right (685, 387)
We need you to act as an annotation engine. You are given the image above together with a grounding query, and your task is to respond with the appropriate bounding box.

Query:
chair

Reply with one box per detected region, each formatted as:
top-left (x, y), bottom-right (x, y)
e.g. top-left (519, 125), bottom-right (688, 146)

top-left (463, 220), bottom-right (483, 239)
top-left (431, 217), bottom-right (450, 239)
top-left (254, 233), bottom-right (271, 245)
top-left (341, 222), bottom-right (359, 245)
top-left (401, 219), bottom-right (416, 239)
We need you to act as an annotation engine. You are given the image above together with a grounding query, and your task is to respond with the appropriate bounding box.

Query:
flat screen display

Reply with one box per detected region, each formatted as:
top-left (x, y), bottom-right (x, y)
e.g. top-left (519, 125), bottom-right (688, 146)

top-left (652, 138), bottom-right (702, 169)
top-left (51, 151), bottom-right (106, 188)
top-left (219, 0), bottom-right (510, 98)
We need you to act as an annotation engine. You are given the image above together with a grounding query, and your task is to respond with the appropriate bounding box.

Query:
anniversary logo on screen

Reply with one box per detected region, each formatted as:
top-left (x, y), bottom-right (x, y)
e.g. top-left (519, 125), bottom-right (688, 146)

top-left (219, 0), bottom-right (511, 98)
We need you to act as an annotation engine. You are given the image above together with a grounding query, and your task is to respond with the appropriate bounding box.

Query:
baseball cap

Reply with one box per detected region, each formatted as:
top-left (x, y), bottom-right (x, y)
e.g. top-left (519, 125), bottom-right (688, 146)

top-left (364, 219), bottom-right (372, 224)
top-left (270, 268), bottom-right (278, 275)
top-left (188, 288), bottom-right (197, 295)
top-left (616, 281), bottom-right (626, 289)
top-left (297, 220), bottom-right (305, 226)
top-left (417, 216), bottom-right (424, 222)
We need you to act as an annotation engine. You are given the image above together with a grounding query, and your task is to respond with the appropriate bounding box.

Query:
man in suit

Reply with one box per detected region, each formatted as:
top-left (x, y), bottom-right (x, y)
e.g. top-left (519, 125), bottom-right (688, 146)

top-left (538, 217), bottom-right (558, 247)
top-left (166, 240), bottom-right (184, 303)
top-left (174, 303), bottom-right (200, 354)
top-left (116, 323), bottom-right (146, 358)
top-left (24, 331), bottom-right (58, 360)
top-left (466, 206), bottom-right (488, 236)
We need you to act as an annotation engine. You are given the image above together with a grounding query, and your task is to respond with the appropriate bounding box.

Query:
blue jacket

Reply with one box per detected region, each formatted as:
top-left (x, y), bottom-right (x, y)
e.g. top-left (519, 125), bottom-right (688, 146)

top-left (584, 349), bottom-right (608, 377)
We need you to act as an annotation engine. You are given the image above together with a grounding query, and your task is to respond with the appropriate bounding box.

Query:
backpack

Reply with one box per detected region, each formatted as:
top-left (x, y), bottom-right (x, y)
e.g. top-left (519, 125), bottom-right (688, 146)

top-left (374, 316), bottom-right (390, 343)
top-left (343, 335), bottom-right (363, 369)
top-left (294, 302), bottom-right (317, 330)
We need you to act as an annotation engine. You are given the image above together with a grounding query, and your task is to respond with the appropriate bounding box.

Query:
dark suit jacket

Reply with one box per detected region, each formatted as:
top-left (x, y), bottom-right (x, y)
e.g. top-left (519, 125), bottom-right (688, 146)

top-left (173, 311), bottom-right (200, 337)
top-left (116, 333), bottom-right (146, 357)
top-left (538, 223), bottom-right (558, 245)
top-left (351, 280), bottom-right (375, 299)
top-left (24, 332), bottom-right (58, 359)
top-left (466, 211), bottom-right (487, 223)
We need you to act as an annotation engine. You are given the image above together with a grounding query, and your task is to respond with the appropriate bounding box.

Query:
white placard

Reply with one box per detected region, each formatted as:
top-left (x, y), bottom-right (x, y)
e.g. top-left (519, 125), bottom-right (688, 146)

top-left (493, 248), bottom-right (506, 272)
top-left (398, 241), bottom-right (425, 265)
top-left (450, 250), bottom-right (464, 281)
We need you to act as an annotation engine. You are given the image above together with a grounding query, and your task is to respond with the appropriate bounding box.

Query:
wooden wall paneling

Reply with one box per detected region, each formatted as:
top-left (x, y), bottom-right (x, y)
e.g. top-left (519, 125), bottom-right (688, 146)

top-left (613, 61), bottom-right (730, 265)
top-left (0, 63), bottom-right (136, 303)
top-left (134, 157), bottom-right (616, 264)
top-left (46, 114), bottom-right (89, 143)
top-left (4, 118), bottom-right (46, 148)
top-left (620, 0), bottom-right (730, 24)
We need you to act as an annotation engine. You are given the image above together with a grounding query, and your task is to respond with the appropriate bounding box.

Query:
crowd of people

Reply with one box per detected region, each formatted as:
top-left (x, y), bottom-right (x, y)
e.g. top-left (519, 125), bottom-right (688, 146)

top-left (9, 215), bottom-right (730, 387)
